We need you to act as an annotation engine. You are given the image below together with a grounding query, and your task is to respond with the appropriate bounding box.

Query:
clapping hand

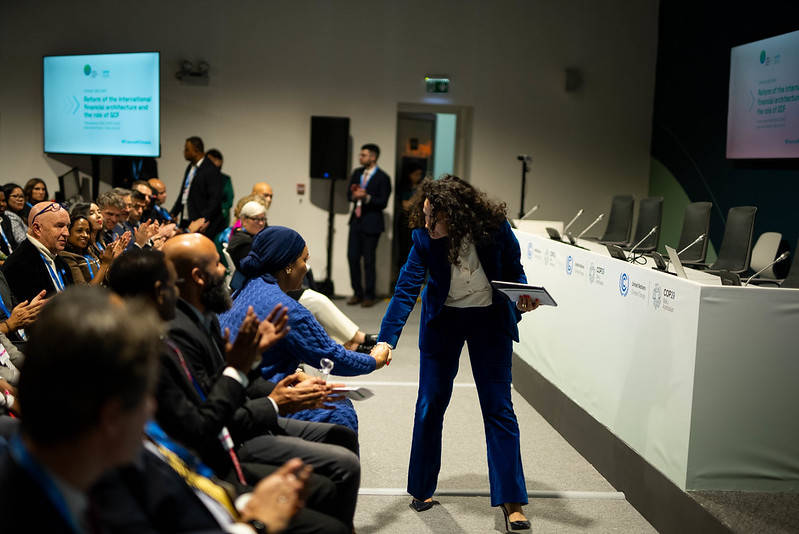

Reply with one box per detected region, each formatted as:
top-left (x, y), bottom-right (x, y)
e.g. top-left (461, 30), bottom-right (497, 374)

top-left (224, 306), bottom-right (262, 373)
top-left (240, 457), bottom-right (311, 533)
top-left (269, 373), bottom-right (341, 414)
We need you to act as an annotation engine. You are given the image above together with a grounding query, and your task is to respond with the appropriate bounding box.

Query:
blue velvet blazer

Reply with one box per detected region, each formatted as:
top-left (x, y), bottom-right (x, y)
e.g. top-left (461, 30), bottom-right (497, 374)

top-left (379, 220), bottom-right (526, 352)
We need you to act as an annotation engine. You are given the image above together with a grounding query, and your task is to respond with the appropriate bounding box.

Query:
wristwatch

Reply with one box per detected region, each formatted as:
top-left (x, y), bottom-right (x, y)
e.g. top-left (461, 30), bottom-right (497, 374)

top-left (247, 519), bottom-right (268, 534)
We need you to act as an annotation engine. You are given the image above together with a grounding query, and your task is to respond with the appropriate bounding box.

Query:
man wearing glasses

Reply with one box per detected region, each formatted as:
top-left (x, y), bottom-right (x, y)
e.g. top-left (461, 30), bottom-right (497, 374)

top-left (1, 202), bottom-right (73, 303)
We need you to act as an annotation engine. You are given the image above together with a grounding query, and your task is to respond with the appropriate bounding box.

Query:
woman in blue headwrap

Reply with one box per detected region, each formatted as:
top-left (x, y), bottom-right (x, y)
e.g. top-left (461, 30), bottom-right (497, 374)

top-left (219, 226), bottom-right (389, 432)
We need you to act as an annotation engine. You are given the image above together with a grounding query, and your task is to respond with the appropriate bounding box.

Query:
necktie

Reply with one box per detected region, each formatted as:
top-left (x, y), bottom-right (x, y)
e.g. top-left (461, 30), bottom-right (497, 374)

top-left (153, 440), bottom-right (239, 518)
top-left (355, 170), bottom-right (370, 218)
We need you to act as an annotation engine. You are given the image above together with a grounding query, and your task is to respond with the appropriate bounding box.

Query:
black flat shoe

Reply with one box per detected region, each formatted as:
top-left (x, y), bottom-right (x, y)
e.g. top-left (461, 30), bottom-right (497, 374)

top-left (500, 504), bottom-right (531, 531)
top-left (409, 498), bottom-right (437, 512)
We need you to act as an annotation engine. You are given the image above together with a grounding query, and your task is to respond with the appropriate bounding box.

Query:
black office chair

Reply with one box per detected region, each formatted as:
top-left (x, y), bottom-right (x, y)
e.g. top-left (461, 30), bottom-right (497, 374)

top-left (593, 194), bottom-right (634, 245)
top-left (779, 237), bottom-right (799, 289)
top-left (698, 206), bottom-right (757, 275)
top-left (622, 197), bottom-right (662, 252)
top-left (675, 201), bottom-right (712, 264)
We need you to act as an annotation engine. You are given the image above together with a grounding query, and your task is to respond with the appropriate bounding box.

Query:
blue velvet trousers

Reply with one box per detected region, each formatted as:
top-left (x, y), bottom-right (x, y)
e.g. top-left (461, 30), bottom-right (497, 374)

top-left (407, 305), bottom-right (527, 507)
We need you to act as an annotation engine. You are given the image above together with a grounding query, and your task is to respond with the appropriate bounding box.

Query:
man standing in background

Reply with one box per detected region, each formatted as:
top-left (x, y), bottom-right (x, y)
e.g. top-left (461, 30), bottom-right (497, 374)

top-left (170, 136), bottom-right (225, 238)
top-left (346, 143), bottom-right (391, 308)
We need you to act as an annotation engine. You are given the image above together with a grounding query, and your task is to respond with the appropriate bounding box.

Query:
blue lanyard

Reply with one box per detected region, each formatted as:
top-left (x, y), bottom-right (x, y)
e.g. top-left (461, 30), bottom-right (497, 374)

top-left (82, 255), bottom-right (98, 279)
top-left (0, 224), bottom-right (10, 251)
top-left (0, 294), bottom-right (11, 319)
top-left (10, 434), bottom-right (83, 533)
top-left (40, 252), bottom-right (65, 291)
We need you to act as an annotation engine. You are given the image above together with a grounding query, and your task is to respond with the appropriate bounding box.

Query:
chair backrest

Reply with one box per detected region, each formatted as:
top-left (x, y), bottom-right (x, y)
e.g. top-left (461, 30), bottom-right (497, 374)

top-left (629, 197), bottom-right (662, 252)
top-left (599, 194), bottom-right (635, 244)
top-left (749, 232), bottom-right (784, 279)
top-left (780, 237), bottom-right (799, 289)
top-left (709, 206), bottom-right (757, 274)
top-left (221, 242), bottom-right (236, 289)
top-left (676, 202), bottom-right (712, 263)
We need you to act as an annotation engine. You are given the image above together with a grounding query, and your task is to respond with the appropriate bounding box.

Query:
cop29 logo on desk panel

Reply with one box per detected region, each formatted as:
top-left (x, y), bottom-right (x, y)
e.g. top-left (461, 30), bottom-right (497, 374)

top-left (566, 255), bottom-right (574, 275)
top-left (619, 272), bottom-right (629, 297)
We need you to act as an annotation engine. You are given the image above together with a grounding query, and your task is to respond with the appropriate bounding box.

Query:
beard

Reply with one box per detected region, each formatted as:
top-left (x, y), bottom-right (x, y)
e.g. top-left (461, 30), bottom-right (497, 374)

top-left (201, 271), bottom-right (232, 314)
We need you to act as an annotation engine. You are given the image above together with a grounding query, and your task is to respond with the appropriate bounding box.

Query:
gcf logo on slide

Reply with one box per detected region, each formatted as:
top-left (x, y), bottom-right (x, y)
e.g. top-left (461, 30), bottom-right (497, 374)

top-left (652, 283), bottom-right (662, 309)
top-left (566, 255), bottom-right (574, 275)
top-left (619, 272), bottom-right (629, 297)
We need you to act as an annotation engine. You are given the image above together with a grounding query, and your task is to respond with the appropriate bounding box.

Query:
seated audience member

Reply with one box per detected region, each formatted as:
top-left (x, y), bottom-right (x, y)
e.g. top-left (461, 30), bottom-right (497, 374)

top-left (0, 271), bottom-right (45, 345)
top-left (69, 202), bottom-right (126, 255)
top-left (23, 178), bottom-right (49, 219)
top-left (252, 183), bottom-right (274, 208)
top-left (95, 191), bottom-right (129, 248)
top-left (0, 286), bottom-right (308, 534)
top-left (222, 226), bottom-right (388, 431)
top-left (147, 177), bottom-right (173, 223)
top-left (107, 248), bottom-right (349, 534)
top-left (1, 201), bottom-right (74, 303)
top-left (1, 184), bottom-right (28, 243)
top-left (59, 213), bottom-right (126, 285)
top-left (229, 200), bottom-right (376, 352)
top-left (160, 236), bottom-right (363, 530)
top-left (0, 330), bottom-right (23, 416)
top-left (0, 286), bottom-right (162, 532)
top-left (0, 189), bottom-right (19, 261)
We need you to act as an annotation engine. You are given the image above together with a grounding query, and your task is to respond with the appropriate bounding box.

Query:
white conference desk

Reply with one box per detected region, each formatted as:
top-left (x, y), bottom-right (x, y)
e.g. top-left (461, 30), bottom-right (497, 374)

top-left (513, 229), bottom-right (799, 491)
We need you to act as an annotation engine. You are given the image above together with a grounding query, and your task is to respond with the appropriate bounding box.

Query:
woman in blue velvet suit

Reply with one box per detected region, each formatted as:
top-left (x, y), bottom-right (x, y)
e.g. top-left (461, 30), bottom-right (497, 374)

top-left (373, 175), bottom-right (539, 530)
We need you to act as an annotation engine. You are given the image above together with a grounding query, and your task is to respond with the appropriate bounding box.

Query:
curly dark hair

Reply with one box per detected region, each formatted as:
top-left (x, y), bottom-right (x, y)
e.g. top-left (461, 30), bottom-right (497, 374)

top-left (406, 174), bottom-right (508, 265)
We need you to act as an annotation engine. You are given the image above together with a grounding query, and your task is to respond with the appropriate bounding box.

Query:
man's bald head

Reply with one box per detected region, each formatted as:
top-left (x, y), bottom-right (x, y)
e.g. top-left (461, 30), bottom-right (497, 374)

top-left (251, 183), bottom-right (273, 209)
top-left (163, 233), bottom-right (230, 313)
top-left (148, 178), bottom-right (167, 206)
top-left (162, 233), bottom-right (218, 282)
top-left (28, 202), bottom-right (70, 254)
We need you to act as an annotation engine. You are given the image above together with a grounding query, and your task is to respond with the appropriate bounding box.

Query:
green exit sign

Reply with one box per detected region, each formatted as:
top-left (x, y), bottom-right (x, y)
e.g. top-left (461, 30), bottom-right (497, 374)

top-left (425, 77), bottom-right (450, 93)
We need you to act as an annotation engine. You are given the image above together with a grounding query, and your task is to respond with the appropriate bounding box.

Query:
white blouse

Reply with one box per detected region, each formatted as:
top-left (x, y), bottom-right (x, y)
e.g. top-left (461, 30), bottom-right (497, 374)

top-left (445, 241), bottom-right (493, 308)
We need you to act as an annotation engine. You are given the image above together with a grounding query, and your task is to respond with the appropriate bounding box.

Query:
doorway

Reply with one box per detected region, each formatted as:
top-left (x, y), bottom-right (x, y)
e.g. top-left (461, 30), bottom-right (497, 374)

top-left (391, 104), bottom-right (472, 287)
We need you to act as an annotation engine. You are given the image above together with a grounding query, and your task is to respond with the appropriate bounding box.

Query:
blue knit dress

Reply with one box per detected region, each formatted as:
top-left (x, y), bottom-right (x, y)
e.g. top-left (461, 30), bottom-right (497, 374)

top-left (219, 273), bottom-right (376, 431)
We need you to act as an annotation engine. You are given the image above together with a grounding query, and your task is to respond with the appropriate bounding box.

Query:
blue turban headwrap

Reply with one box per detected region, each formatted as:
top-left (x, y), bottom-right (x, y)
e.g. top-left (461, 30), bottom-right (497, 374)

top-left (239, 226), bottom-right (306, 279)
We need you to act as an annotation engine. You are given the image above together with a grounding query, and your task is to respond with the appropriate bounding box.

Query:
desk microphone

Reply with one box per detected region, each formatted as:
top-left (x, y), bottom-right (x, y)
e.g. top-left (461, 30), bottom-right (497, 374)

top-left (627, 226), bottom-right (658, 259)
top-left (563, 209), bottom-right (584, 233)
top-left (520, 205), bottom-right (540, 220)
top-left (678, 234), bottom-right (706, 256)
top-left (517, 154), bottom-right (533, 163)
top-left (576, 213), bottom-right (604, 240)
top-left (744, 251), bottom-right (790, 286)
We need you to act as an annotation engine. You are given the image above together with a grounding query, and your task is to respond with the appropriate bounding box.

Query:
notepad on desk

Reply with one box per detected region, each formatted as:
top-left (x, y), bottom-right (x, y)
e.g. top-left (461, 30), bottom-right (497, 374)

top-left (490, 281), bottom-right (558, 307)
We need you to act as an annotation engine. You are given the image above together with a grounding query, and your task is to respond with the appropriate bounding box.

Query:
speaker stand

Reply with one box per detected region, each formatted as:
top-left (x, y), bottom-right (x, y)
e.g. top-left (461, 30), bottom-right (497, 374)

top-left (317, 178), bottom-right (337, 297)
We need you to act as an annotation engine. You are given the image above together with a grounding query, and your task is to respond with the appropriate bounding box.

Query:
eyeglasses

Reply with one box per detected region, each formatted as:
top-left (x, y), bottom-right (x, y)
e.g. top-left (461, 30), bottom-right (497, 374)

top-left (30, 202), bottom-right (63, 225)
top-left (246, 216), bottom-right (267, 224)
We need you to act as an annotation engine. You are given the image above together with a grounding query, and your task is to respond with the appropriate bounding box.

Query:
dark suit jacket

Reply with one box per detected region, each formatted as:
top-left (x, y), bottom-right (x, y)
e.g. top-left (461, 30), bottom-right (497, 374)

top-left (347, 166), bottom-right (392, 234)
top-left (91, 446), bottom-right (226, 534)
top-left (379, 221), bottom-right (526, 352)
top-left (0, 450), bottom-right (80, 534)
top-left (165, 300), bottom-right (279, 473)
top-left (0, 238), bottom-right (74, 303)
top-left (170, 158), bottom-right (226, 238)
